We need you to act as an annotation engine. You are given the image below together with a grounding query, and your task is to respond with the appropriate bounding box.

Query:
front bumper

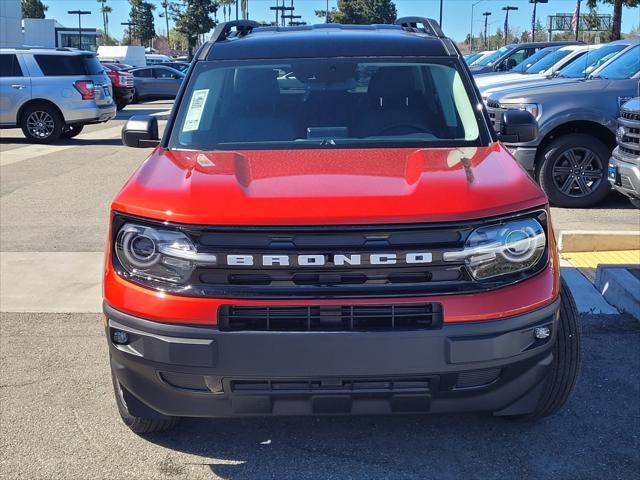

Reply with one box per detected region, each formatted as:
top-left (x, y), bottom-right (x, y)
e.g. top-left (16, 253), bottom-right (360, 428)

top-left (113, 86), bottom-right (135, 103)
top-left (609, 149), bottom-right (640, 199)
top-left (106, 298), bottom-right (560, 418)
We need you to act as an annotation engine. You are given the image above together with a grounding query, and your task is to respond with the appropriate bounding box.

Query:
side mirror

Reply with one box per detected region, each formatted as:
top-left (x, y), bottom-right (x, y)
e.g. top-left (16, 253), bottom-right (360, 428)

top-left (122, 115), bottom-right (160, 148)
top-left (499, 109), bottom-right (538, 143)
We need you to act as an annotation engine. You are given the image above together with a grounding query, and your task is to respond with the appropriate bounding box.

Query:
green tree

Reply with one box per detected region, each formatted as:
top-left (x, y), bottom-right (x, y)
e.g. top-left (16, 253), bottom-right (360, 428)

top-left (587, 0), bottom-right (640, 40)
top-left (171, 0), bottom-right (217, 59)
top-left (128, 0), bottom-right (156, 46)
top-left (317, 0), bottom-right (397, 24)
top-left (97, 0), bottom-right (112, 37)
top-left (21, 0), bottom-right (47, 18)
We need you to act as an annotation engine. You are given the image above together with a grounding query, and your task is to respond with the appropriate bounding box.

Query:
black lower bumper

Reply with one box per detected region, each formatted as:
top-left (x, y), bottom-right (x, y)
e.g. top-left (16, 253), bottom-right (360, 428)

top-left (105, 299), bottom-right (560, 418)
top-left (113, 86), bottom-right (135, 104)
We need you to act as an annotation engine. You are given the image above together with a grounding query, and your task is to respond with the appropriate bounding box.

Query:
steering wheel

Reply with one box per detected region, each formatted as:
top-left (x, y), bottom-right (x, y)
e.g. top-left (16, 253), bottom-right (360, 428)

top-left (376, 124), bottom-right (430, 135)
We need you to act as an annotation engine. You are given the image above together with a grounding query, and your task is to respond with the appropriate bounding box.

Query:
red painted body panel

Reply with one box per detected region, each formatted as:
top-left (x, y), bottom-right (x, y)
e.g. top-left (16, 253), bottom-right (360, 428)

top-left (105, 143), bottom-right (559, 325)
top-left (111, 144), bottom-right (546, 225)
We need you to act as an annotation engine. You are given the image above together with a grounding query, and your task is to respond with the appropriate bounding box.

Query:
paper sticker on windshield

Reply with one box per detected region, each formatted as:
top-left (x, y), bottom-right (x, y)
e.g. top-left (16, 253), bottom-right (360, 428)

top-left (182, 89), bottom-right (209, 132)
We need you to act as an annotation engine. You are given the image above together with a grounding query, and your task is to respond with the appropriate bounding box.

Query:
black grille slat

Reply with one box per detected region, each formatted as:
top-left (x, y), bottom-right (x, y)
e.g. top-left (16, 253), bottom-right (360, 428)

top-left (230, 376), bottom-right (431, 394)
top-left (219, 303), bottom-right (442, 331)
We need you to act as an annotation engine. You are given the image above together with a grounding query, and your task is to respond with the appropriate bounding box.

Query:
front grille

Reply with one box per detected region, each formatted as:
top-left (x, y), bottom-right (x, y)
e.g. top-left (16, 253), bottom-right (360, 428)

top-left (618, 110), bottom-right (640, 158)
top-left (230, 376), bottom-right (431, 394)
top-left (218, 303), bottom-right (442, 331)
top-left (112, 209), bottom-right (549, 298)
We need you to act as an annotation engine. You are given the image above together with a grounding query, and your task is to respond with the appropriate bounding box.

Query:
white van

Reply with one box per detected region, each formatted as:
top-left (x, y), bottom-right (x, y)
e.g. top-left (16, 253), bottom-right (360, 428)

top-left (145, 54), bottom-right (172, 65)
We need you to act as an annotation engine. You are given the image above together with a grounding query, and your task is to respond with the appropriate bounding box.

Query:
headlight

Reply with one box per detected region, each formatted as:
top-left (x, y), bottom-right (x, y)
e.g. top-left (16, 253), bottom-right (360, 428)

top-left (115, 223), bottom-right (216, 284)
top-left (499, 102), bottom-right (540, 119)
top-left (443, 218), bottom-right (546, 281)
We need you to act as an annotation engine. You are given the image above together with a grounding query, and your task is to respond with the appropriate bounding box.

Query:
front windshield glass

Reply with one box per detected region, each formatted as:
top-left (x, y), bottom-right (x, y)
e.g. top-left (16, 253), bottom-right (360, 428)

top-left (465, 53), bottom-right (481, 65)
top-left (558, 44), bottom-right (625, 78)
top-left (169, 59), bottom-right (482, 151)
top-left (512, 47), bottom-right (556, 73)
top-left (475, 46), bottom-right (510, 66)
top-left (525, 49), bottom-right (573, 74)
top-left (592, 45), bottom-right (640, 79)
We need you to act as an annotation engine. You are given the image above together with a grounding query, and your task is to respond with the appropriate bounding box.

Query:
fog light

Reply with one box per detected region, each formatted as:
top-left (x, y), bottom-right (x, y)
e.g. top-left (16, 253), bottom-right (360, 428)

top-left (112, 330), bottom-right (129, 345)
top-left (534, 326), bottom-right (551, 340)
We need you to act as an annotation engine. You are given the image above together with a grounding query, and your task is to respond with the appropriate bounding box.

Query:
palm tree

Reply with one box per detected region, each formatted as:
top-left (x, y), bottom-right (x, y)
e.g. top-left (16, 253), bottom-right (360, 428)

top-left (97, 0), bottom-right (112, 37)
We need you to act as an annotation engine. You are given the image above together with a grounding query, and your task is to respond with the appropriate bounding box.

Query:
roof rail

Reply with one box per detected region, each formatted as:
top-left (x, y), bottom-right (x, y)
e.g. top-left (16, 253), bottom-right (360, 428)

top-left (394, 17), bottom-right (445, 38)
top-left (210, 20), bottom-right (261, 43)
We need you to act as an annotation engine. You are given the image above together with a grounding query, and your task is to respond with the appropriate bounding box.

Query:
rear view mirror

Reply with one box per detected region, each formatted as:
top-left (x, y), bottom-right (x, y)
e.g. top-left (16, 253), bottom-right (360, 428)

top-left (122, 115), bottom-right (160, 148)
top-left (499, 110), bottom-right (538, 143)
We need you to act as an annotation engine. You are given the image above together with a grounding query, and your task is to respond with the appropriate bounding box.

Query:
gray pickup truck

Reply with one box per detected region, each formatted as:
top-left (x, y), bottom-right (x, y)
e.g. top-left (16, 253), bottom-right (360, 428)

top-left (486, 44), bottom-right (640, 207)
top-left (609, 97), bottom-right (640, 207)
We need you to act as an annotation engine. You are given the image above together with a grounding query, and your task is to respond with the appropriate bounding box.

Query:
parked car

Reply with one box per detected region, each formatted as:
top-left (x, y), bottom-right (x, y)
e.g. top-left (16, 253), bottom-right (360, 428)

top-left (145, 54), bottom-right (173, 65)
top-left (129, 66), bottom-right (185, 102)
top-left (107, 19), bottom-right (581, 433)
top-left (486, 44), bottom-right (640, 207)
top-left (101, 62), bottom-right (135, 71)
top-left (102, 64), bottom-right (135, 110)
top-left (465, 51), bottom-right (487, 65)
top-left (469, 50), bottom-right (495, 66)
top-left (474, 44), bottom-right (587, 92)
top-left (480, 39), bottom-right (638, 102)
top-left (609, 97), bottom-right (640, 208)
top-left (470, 41), bottom-right (582, 74)
top-left (0, 47), bottom-right (116, 143)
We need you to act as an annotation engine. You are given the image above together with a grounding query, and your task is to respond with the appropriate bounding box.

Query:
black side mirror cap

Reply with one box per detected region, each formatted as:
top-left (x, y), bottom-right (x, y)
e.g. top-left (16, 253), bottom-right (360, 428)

top-left (499, 109), bottom-right (538, 144)
top-left (122, 115), bottom-right (160, 148)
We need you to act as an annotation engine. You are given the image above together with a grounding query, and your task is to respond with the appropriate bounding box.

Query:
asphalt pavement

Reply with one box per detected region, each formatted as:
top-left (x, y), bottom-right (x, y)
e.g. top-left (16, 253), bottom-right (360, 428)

top-left (1, 101), bottom-right (639, 479)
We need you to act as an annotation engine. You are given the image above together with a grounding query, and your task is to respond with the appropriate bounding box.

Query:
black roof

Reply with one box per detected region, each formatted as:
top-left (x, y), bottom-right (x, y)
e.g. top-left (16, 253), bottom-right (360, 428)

top-left (201, 22), bottom-right (456, 61)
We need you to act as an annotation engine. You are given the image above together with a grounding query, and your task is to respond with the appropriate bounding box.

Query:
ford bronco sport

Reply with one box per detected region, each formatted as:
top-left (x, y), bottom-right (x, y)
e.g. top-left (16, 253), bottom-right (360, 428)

top-left (105, 19), bottom-right (581, 433)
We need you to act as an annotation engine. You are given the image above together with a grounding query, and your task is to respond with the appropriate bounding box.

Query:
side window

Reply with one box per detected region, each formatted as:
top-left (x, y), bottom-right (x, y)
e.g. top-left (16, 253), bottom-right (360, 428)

top-left (154, 68), bottom-right (175, 79)
top-left (34, 55), bottom-right (85, 76)
top-left (133, 69), bottom-right (151, 78)
top-left (0, 54), bottom-right (23, 76)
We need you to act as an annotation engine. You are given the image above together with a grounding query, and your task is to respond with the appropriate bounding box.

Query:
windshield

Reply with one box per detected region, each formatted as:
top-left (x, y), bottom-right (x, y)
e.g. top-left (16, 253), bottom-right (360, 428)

top-left (592, 45), bottom-right (640, 79)
top-left (557, 44), bottom-right (625, 78)
top-left (525, 48), bottom-right (574, 74)
top-left (475, 46), bottom-right (510, 66)
top-left (169, 59), bottom-right (482, 150)
top-left (513, 47), bottom-right (557, 73)
top-left (465, 53), bottom-right (481, 65)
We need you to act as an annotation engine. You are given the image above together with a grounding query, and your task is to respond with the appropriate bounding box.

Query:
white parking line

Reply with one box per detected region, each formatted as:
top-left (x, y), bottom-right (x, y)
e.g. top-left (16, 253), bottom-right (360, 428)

top-left (0, 125), bottom-right (124, 167)
top-left (0, 252), bottom-right (103, 313)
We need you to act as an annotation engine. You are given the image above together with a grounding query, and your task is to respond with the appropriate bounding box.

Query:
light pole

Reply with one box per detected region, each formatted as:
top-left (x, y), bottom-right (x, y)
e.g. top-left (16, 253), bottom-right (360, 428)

top-left (121, 21), bottom-right (137, 45)
top-left (160, 1), bottom-right (170, 48)
top-left (67, 10), bottom-right (91, 49)
top-left (439, 0), bottom-right (443, 27)
top-left (482, 11), bottom-right (492, 49)
top-left (502, 5), bottom-right (518, 46)
top-left (529, 0), bottom-right (548, 42)
top-left (470, 0), bottom-right (485, 52)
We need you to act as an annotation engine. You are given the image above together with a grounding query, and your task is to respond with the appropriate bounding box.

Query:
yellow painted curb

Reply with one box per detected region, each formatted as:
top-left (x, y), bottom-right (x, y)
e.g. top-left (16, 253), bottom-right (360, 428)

top-left (558, 230), bottom-right (640, 253)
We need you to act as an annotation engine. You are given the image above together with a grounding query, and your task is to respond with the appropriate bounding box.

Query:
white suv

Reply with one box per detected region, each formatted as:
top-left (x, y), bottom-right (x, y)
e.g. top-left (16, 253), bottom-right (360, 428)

top-left (0, 47), bottom-right (117, 143)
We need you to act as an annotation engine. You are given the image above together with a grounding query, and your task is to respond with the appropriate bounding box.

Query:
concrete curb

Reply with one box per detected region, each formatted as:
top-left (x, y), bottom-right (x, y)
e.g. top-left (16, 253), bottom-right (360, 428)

top-left (595, 267), bottom-right (640, 321)
top-left (558, 230), bottom-right (640, 253)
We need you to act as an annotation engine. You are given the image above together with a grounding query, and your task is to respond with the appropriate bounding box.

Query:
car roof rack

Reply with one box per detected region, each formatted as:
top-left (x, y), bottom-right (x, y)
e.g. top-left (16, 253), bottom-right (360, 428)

top-left (199, 20), bottom-right (261, 60)
top-left (394, 17), bottom-right (445, 38)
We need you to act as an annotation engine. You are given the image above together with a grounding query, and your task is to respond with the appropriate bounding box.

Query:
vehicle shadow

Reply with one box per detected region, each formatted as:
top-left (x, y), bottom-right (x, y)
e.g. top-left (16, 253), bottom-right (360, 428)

top-left (0, 136), bottom-right (123, 146)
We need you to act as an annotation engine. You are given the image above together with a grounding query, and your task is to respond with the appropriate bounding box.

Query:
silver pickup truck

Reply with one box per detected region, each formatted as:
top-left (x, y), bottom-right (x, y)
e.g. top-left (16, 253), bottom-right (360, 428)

top-left (486, 43), bottom-right (640, 207)
top-left (609, 97), bottom-right (640, 207)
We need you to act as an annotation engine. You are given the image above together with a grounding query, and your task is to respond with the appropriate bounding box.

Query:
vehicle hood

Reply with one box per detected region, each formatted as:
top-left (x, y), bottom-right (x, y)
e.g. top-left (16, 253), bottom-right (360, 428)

top-left (475, 72), bottom-right (527, 88)
top-left (484, 76), bottom-right (587, 101)
top-left (112, 144), bottom-right (547, 225)
top-left (496, 78), bottom-right (630, 103)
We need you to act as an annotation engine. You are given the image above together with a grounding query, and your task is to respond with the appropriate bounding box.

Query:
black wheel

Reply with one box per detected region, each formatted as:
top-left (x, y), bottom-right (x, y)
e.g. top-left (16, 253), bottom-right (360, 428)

top-left (60, 124), bottom-right (84, 139)
top-left (537, 134), bottom-right (611, 207)
top-left (110, 365), bottom-right (179, 434)
top-left (20, 103), bottom-right (64, 143)
top-left (116, 101), bottom-right (127, 111)
top-left (518, 280), bottom-right (582, 420)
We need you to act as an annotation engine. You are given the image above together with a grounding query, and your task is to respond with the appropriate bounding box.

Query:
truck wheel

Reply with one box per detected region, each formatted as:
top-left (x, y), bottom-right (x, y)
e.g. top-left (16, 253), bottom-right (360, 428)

top-left (116, 101), bottom-right (127, 111)
top-left (20, 103), bottom-right (64, 143)
top-left (537, 134), bottom-right (611, 208)
top-left (110, 366), bottom-right (179, 434)
top-left (519, 280), bottom-right (582, 421)
top-left (60, 124), bottom-right (84, 139)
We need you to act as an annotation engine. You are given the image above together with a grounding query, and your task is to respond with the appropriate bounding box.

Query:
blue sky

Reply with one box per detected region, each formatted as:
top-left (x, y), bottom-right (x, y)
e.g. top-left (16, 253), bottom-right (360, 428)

top-left (44, 0), bottom-right (640, 42)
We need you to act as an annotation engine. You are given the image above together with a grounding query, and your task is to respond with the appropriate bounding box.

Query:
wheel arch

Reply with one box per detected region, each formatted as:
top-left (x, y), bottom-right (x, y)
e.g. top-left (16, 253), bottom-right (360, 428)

top-left (17, 99), bottom-right (66, 125)
top-left (535, 120), bottom-right (616, 167)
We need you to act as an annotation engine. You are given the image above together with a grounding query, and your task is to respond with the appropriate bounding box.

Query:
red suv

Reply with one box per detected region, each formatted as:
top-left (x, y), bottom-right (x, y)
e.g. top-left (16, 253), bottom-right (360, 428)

top-left (102, 63), bottom-right (135, 110)
top-left (105, 19), bottom-right (581, 433)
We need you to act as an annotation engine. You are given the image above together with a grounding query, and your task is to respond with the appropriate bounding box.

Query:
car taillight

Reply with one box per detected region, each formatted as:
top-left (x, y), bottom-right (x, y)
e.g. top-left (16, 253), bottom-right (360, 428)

top-left (74, 80), bottom-right (95, 100)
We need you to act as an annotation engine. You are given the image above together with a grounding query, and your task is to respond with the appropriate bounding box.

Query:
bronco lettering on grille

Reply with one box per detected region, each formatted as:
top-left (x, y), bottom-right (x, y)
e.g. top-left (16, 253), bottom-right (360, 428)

top-left (225, 253), bottom-right (433, 267)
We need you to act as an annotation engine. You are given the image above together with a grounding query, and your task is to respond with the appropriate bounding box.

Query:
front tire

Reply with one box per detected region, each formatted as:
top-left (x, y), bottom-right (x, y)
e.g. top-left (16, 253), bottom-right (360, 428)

top-left (111, 365), bottom-right (179, 434)
top-left (537, 134), bottom-right (611, 208)
top-left (519, 280), bottom-right (582, 420)
top-left (20, 103), bottom-right (64, 143)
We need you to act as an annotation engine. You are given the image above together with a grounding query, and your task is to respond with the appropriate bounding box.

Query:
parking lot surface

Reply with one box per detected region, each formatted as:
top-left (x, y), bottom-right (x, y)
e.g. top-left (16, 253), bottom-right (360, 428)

top-left (1, 101), bottom-right (639, 479)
